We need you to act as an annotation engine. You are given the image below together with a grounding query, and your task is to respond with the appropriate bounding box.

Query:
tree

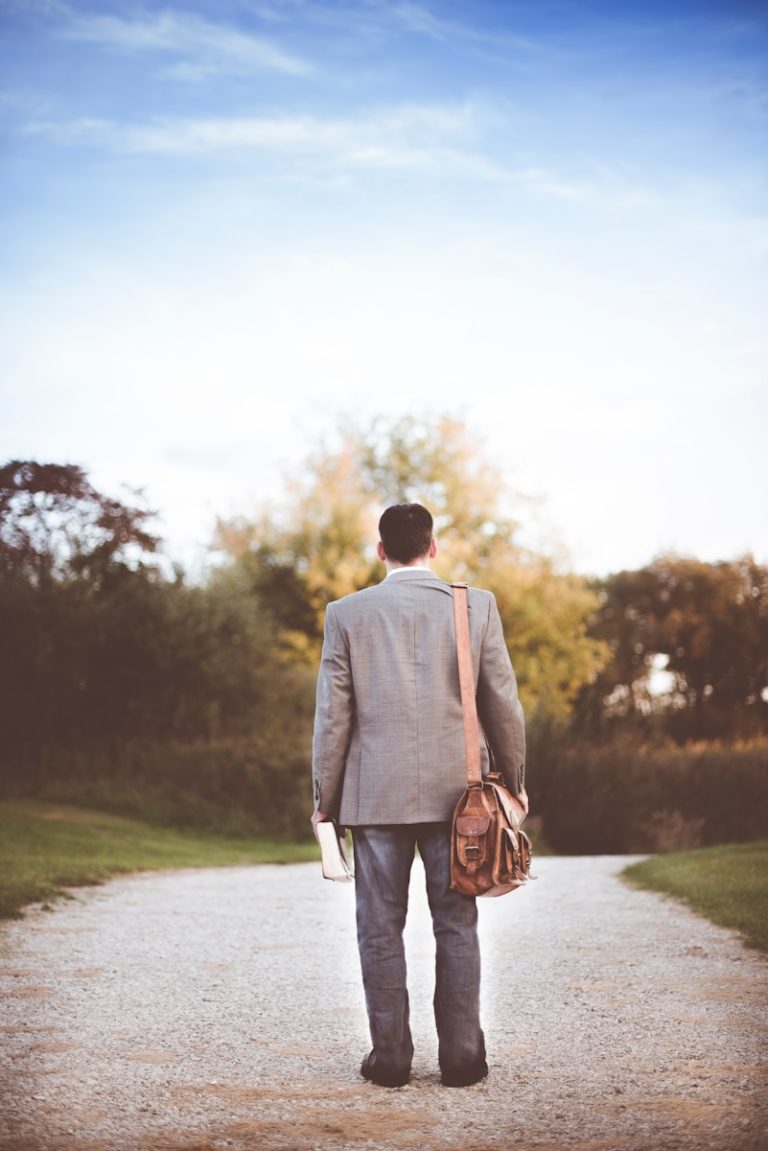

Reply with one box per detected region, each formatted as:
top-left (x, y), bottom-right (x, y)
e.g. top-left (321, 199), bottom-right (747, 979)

top-left (0, 460), bottom-right (159, 586)
top-left (574, 555), bottom-right (768, 740)
top-left (652, 555), bottom-right (768, 738)
top-left (213, 414), bottom-right (607, 719)
top-left (0, 460), bottom-right (289, 752)
top-left (214, 435), bottom-right (380, 660)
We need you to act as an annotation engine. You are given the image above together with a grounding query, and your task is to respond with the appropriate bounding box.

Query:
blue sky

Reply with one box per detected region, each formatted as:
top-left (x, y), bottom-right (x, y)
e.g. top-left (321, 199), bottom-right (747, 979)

top-left (1, 0), bottom-right (766, 576)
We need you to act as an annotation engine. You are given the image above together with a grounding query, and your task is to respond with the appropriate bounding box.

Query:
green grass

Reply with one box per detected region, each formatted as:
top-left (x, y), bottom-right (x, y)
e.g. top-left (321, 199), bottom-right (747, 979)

top-left (623, 840), bottom-right (768, 953)
top-left (0, 800), bottom-right (320, 921)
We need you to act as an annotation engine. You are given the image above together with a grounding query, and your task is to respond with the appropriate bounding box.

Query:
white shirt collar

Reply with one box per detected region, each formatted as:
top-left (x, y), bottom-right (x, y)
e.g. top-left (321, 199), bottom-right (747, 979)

top-left (385, 565), bottom-right (433, 578)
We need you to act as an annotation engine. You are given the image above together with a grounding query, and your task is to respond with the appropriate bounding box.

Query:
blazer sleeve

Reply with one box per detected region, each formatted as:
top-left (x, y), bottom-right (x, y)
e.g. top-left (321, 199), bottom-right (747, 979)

top-left (476, 593), bottom-right (526, 795)
top-left (312, 602), bottom-right (354, 818)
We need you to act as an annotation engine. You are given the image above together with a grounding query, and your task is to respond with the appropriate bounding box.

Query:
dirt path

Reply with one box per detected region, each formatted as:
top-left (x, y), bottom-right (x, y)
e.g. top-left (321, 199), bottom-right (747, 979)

top-left (1, 855), bottom-right (766, 1151)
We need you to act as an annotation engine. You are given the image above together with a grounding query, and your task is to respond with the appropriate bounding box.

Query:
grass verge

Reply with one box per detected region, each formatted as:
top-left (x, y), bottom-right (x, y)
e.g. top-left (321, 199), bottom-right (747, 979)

top-left (623, 840), bottom-right (768, 953)
top-left (0, 800), bottom-right (320, 921)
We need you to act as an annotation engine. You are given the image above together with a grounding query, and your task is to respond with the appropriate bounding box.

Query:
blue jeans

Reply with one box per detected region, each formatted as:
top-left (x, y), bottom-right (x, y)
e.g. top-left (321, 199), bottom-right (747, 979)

top-left (351, 822), bottom-right (486, 1076)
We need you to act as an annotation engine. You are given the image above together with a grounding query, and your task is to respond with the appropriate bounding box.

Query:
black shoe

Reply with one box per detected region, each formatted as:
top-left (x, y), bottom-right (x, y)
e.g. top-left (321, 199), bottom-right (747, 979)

top-left (360, 1052), bottom-right (410, 1088)
top-left (441, 1059), bottom-right (489, 1088)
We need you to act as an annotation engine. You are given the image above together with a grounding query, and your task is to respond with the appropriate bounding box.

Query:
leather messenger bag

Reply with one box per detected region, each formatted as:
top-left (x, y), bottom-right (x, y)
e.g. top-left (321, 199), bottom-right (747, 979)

top-left (449, 582), bottom-right (534, 898)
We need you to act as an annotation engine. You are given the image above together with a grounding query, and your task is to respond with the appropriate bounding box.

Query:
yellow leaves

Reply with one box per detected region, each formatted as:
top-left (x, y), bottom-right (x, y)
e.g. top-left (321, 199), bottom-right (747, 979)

top-left (483, 556), bottom-right (609, 720)
top-left (214, 413), bottom-right (608, 717)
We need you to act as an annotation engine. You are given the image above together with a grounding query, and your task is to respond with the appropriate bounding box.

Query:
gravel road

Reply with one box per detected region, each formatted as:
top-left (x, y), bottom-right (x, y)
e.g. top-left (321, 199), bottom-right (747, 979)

top-left (1, 855), bottom-right (766, 1151)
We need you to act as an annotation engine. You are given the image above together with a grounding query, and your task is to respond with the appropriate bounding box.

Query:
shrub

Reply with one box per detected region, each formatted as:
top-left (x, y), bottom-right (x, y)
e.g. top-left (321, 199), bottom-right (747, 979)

top-left (0, 736), bottom-right (314, 840)
top-left (533, 732), bottom-right (768, 853)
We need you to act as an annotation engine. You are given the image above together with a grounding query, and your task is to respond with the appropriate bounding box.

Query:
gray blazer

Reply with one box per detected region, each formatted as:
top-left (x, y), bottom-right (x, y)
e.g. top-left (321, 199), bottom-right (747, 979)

top-left (312, 570), bottom-right (526, 826)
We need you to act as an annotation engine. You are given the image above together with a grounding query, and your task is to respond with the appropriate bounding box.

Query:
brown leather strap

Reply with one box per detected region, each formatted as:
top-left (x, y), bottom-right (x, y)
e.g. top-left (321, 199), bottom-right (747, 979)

top-left (451, 582), bottom-right (483, 787)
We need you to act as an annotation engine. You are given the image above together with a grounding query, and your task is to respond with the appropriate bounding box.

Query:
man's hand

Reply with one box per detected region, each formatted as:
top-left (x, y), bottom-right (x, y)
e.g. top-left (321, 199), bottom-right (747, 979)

top-left (312, 810), bottom-right (347, 839)
top-left (516, 788), bottom-right (529, 815)
top-left (310, 810), bottom-right (328, 844)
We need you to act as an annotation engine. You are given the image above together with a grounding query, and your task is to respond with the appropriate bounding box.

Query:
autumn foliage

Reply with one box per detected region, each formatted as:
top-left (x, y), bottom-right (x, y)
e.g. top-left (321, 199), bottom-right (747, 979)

top-left (1, 418), bottom-right (766, 849)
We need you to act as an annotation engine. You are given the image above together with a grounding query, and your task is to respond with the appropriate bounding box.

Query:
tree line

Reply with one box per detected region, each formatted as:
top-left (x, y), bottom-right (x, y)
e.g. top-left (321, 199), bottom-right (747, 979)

top-left (1, 419), bottom-right (766, 848)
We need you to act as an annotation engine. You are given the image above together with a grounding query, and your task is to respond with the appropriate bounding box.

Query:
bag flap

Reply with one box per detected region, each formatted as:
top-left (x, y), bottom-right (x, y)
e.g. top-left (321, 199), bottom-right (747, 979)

top-left (488, 782), bottom-right (525, 830)
top-left (456, 814), bottom-right (491, 836)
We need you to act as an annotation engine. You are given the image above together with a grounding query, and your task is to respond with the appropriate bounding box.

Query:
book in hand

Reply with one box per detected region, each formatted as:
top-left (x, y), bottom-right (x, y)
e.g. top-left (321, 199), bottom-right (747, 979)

top-left (314, 820), bottom-right (355, 882)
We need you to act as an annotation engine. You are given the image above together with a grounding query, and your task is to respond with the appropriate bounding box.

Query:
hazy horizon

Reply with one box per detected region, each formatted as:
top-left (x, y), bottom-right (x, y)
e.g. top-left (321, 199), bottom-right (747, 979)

top-left (1, 0), bottom-right (766, 577)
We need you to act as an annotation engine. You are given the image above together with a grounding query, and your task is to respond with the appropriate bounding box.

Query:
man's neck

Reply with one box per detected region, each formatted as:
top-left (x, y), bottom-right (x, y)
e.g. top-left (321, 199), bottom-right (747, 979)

top-left (385, 559), bottom-right (432, 574)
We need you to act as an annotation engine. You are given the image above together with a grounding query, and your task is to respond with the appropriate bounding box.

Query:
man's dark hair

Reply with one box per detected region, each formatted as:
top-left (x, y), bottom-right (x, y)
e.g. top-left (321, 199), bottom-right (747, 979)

top-left (378, 503), bottom-right (434, 564)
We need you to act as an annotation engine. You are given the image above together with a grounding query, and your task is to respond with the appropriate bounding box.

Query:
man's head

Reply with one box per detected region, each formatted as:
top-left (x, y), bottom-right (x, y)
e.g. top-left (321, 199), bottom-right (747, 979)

top-left (377, 503), bottom-right (435, 566)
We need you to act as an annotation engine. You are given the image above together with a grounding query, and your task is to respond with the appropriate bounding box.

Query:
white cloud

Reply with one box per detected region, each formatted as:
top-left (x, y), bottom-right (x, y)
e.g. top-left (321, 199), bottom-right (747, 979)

top-left (388, 1), bottom-right (537, 51)
top-left (23, 99), bottom-right (477, 149)
top-left (240, 0), bottom-right (540, 54)
top-left (20, 99), bottom-right (591, 200)
top-left (61, 9), bottom-right (312, 77)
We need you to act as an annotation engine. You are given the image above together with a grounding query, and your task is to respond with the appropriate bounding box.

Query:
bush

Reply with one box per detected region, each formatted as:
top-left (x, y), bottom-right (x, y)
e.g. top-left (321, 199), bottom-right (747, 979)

top-left (0, 735), bottom-right (315, 840)
top-left (532, 730), bottom-right (768, 853)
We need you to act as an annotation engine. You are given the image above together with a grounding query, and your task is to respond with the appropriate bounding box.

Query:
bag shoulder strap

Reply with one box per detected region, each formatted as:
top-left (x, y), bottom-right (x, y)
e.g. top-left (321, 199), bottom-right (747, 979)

top-left (450, 582), bottom-right (483, 787)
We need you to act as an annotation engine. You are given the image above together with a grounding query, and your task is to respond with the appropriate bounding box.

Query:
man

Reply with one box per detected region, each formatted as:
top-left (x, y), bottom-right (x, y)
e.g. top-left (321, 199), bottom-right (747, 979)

top-left (312, 503), bottom-right (527, 1089)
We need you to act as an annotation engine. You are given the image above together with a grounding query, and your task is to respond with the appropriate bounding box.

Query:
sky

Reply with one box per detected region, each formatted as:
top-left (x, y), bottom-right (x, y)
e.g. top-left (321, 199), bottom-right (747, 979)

top-left (1, 0), bottom-right (766, 579)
